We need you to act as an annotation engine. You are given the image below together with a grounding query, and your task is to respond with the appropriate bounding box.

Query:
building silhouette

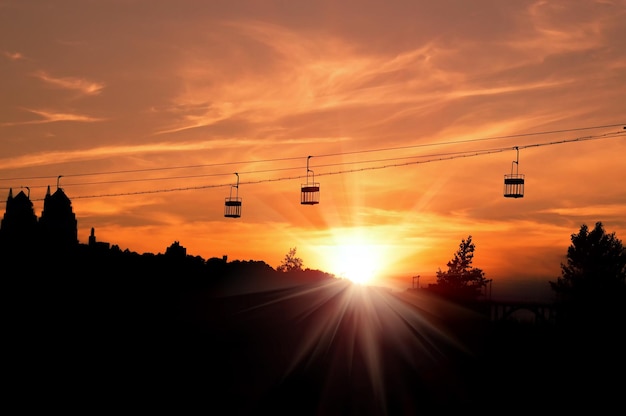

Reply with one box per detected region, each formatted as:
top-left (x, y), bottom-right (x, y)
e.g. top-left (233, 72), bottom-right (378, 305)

top-left (88, 227), bottom-right (110, 251)
top-left (39, 185), bottom-right (78, 249)
top-left (0, 188), bottom-right (39, 253)
top-left (1, 186), bottom-right (187, 260)
top-left (165, 240), bottom-right (187, 258)
top-left (0, 185), bottom-right (78, 255)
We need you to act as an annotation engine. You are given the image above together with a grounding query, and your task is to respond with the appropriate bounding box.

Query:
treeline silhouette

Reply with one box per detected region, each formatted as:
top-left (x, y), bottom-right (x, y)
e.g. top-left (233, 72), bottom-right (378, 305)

top-left (3, 187), bottom-right (626, 414)
top-left (3, 237), bottom-right (345, 413)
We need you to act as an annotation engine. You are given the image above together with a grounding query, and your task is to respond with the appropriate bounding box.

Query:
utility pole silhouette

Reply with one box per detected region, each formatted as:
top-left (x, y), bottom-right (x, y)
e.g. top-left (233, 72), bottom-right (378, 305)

top-left (412, 275), bottom-right (420, 289)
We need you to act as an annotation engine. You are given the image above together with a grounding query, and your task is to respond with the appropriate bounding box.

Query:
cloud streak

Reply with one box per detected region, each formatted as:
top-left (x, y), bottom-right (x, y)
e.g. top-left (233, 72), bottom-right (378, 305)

top-left (32, 71), bottom-right (104, 95)
top-left (1, 108), bottom-right (105, 126)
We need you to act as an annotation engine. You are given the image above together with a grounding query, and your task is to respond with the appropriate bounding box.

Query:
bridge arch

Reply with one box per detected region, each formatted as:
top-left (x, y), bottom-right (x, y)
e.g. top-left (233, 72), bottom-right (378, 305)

top-left (489, 301), bottom-right (556, 325)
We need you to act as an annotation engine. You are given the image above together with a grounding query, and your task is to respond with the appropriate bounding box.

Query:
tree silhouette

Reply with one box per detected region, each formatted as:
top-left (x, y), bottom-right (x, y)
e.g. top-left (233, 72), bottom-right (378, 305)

top-left (550, 222), bottom-right (626, 323)
top-left (277, 247), bottom-right (303, 272)
top-left (429, 235), bottom-right (490, 302)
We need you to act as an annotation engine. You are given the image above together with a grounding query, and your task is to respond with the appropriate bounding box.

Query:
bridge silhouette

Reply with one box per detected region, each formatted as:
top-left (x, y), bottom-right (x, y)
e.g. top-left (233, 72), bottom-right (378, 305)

top-left (488, 300), bottom-right (557, 324)
top-left (406, 286), bottom-right (558, 325)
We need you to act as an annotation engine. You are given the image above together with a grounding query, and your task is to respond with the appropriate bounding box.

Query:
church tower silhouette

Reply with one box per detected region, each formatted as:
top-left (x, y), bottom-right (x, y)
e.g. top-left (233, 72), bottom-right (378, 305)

top-left (0, 188), bottom-right (38, 253)
top-left (39, 184), bottom-right (78, 250)
top-left (0, 183), bottom-right (78, 254)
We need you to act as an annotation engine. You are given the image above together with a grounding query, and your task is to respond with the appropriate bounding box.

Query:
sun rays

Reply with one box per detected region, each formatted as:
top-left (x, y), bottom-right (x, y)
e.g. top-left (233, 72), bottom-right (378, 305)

top-left (233, 278), bottom-right (470, 412)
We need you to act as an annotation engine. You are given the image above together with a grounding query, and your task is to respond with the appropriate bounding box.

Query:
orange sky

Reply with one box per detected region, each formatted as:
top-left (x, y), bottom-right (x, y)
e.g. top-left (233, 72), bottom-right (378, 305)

top-left (1, 1), bottom-right (625, 301)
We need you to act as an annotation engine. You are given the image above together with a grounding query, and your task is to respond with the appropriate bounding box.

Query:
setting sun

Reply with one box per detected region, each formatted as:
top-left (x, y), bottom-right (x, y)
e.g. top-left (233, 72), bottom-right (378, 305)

top-left (327, 242), bottom-right (385, 285)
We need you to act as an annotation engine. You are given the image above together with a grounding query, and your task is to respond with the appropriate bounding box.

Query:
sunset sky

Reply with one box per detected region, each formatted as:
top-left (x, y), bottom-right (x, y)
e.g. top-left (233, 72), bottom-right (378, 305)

top-left (1, 0), bottom-right (625, 300)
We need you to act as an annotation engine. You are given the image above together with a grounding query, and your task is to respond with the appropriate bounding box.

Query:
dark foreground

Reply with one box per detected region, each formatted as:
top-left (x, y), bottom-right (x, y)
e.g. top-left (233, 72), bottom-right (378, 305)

top-left (6, 275), bottom-right (625, 415)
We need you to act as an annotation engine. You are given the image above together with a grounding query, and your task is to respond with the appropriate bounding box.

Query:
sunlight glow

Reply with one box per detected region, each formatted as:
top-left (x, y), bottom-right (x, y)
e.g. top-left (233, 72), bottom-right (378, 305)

top-left (329, 242), bottom-right (385, 285)
top-left (308, 224), bottom-right (410, 289)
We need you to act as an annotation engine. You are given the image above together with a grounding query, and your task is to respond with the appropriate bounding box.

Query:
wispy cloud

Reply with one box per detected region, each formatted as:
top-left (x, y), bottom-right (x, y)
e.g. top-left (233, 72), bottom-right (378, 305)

top-left (32, 70), bottom-right (104, 95)
top-left (3, 50), bottom-right (25, 61)
top-left (0, 139), bottom-right (258, 170)
top-left (1, 108), bottom-right (105, 126)
top-left (538, 204), bottom-right (626, 218)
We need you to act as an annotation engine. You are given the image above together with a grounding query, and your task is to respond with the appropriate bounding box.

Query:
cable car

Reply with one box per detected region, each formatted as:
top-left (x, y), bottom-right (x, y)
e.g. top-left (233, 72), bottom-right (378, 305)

top-left (301, 156), bottom-right (320, 205)
top-left (504, 147), bottom-right (525, 198)
top-left (224, 173), bottom-right (242, 217)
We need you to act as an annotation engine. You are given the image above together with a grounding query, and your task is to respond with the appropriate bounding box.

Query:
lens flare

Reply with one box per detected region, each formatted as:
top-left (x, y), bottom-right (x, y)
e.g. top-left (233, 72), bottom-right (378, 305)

top-left (230, 278), bottom-right (474, 413)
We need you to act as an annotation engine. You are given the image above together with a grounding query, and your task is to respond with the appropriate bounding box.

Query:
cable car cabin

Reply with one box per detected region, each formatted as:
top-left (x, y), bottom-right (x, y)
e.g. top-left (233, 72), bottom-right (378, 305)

top-left (301, 183), bottom-right (320, 205)
top-left (504, 174), bottom-right (525, 198)
top-left (224, 172), bottom-right (242, 217)
top-left (224, 197), bottom-right (242, 217)
top-left (301, 156), bottom-right (320, 205)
